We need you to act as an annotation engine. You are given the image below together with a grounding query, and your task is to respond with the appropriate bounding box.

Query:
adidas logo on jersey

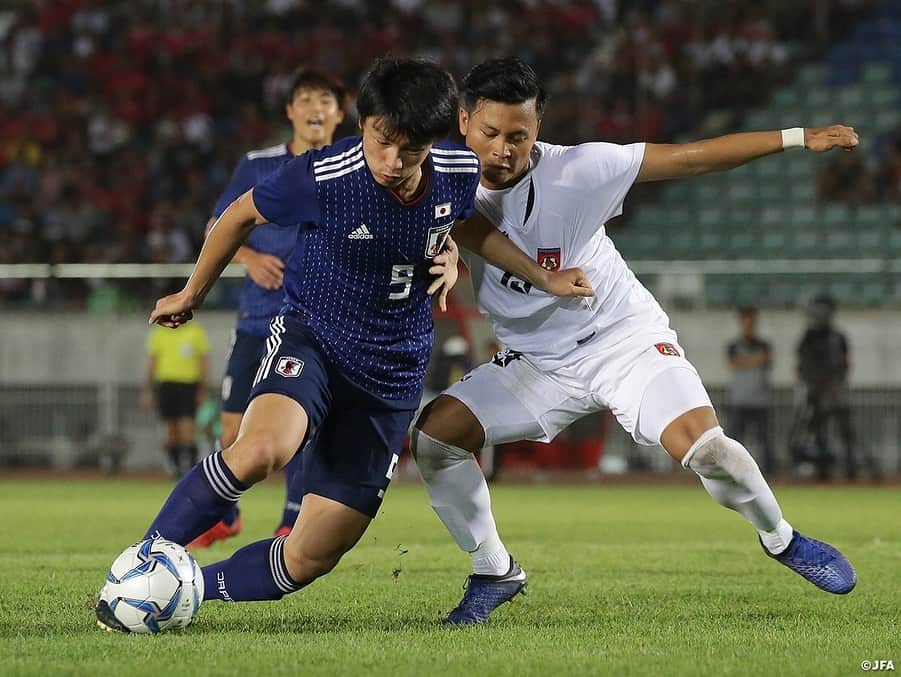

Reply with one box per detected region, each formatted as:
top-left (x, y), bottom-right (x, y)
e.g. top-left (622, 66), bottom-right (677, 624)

top-left (348, 224), bottom-right (374, 240)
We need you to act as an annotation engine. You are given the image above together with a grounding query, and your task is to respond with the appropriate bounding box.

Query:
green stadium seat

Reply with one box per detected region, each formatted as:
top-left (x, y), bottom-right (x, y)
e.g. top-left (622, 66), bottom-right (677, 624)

top-left (725, 182), bottom-right (759, 204)
top-left (871, 85), bottom-right (899, 108)
top-left (874, 109), bottom-right (901, 133)
top-left (822, 204), bottom-right (853, 229)
top-left (858, 227), bottom-right (886, 257)
top-left (631, 206), bottom-right (664, 229)
top-left (704, 277), bottom-right (733, 306)
top-left (791, 183), bottom-right (818, 203)
top-left (697, 229), bottom-right (726, 256)
top-left (824, 229), bottom-right (856, 256)
top-left (693, 180), bottom-right (724, 203)
top-left (837, 86), bottom-right (866, 109)
top-left (797, 64), bottom-right (828, 88)
top-left (758, 182), bottom-right (790, 203)
top-left (662, 181), bottom-right (691, 202)
top-left (802, 87), bottom-right (831, 109)
top-left (772, 88), bottom-right (799, 109)
top-left (861, 62), bottom-right (893, 84)
top-left (744, 110), bottom-right (778, 131)
top-left (789, 205), bottom-right (817, 228)
top-left (761, 229), bottom-right (789, 254)
top-left (859, 276), bottom-right (887, 307)
top-left (727, 230), bottom-right (757, 257)
top-left (886, 227), bottom-right (901, 254)
top-left (760, 206), bottom-right (789, 229)
top-left (790, 229), bottom-right (822, 257)
top-left (856, 205), bottom-right (887, 228)
top-left (698, 206), bottom-right (725, 229)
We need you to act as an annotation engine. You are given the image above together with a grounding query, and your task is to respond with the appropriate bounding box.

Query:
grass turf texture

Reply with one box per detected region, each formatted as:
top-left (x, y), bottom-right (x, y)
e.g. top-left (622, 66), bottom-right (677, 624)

top-left (0, 479), bottom-right (897, 676)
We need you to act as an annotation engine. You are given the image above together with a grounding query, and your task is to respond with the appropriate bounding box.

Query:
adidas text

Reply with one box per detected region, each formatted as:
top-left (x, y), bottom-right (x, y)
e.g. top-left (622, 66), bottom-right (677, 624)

top-left (348, 224), bottom-right (374, 240)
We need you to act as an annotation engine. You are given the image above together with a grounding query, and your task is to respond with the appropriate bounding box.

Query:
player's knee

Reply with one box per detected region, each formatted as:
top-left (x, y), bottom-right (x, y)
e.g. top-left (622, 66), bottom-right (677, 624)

top-left (682, 426), bottom-right (759, 481)
top-left (224, 430), bottom-right (286, 484)
top-left (415, 395), bottom-right (484, 453)
top-left (281, 540), bottom-right (342, 584)
top-left (219, 414), bottom-right (241, 449)
top-left (410, 427), bottom-right (474, 480)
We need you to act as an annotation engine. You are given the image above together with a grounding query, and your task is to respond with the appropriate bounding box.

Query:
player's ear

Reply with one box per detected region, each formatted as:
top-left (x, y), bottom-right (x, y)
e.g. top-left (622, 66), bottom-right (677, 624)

top-left (459, 107), bottom-right (470, 136)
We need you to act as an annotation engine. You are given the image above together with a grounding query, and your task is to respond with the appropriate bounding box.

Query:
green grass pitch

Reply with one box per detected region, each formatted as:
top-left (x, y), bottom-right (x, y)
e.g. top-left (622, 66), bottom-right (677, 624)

top-left (0, 478), bottom-right (897, 676)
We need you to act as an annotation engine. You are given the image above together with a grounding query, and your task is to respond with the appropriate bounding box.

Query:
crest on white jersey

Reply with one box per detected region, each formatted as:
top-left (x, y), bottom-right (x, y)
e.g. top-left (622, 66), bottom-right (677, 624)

top-left (537, 248), bottom-right (561, 271)
top-left (425, 223), bottom-right (453, 258)
top-left (275, 356), bottom-right (304, 378)
top-left (434, 202), bottom-right (452, 219)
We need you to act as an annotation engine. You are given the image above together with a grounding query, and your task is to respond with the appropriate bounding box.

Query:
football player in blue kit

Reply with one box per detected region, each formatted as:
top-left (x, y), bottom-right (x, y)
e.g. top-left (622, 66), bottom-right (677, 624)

top-left (188, 68), bottom-right (349, 550)
top-left (96, 57), bottom-right (593, 627)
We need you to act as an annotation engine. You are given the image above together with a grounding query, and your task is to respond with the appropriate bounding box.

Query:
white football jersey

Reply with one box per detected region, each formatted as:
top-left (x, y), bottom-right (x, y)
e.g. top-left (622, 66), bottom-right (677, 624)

top-left (466, 140), bottom-right (673, 370)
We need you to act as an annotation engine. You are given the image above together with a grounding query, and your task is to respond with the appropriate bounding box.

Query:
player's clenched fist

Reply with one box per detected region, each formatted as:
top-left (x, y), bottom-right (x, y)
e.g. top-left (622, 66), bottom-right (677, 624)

top-left (539, 267), bottom-right (595, 298)
top-left (804, 125), bottom-right (859, 152)
top-left (149, 290), bottom-right (197, 328)
top-left (428, 235), bottom-right (460, 312)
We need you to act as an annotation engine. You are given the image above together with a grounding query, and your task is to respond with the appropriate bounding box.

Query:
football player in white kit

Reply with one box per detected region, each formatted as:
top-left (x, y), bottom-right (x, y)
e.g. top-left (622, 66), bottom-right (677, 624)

top-left (412, 58), bottom-right (860, 625)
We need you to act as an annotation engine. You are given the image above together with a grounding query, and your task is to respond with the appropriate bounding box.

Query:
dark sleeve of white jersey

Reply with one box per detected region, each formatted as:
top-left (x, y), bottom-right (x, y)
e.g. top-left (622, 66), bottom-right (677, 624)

top-left (251, 153), bottom-right (320, 228)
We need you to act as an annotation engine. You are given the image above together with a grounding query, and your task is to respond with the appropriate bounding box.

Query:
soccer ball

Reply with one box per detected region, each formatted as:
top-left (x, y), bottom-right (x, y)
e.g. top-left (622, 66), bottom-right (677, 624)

top-left (98, 538), bottom-right (204, 633)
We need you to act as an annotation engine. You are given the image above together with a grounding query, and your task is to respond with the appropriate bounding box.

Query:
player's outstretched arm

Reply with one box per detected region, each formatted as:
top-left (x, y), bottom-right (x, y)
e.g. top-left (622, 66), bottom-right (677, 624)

top-left (150, 189), bottom-right (265, 327)
top-left (203, 217), bottom-right (284, 290)
top-left (636, 125), bottom-right (859, 183)
top-left (454, 214), bottom-right (594, 298)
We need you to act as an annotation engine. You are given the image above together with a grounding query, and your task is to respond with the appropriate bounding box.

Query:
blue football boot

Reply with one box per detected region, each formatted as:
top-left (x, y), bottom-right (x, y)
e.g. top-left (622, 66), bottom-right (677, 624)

top-left (764, 530), bottom-right (856, 594)
top-left (443, 557), bottom-right (527, 625)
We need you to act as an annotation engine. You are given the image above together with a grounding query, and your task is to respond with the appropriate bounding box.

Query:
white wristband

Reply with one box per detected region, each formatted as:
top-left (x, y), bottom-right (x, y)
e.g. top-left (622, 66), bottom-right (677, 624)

top-left (781, 127), bottom-right (805, 150)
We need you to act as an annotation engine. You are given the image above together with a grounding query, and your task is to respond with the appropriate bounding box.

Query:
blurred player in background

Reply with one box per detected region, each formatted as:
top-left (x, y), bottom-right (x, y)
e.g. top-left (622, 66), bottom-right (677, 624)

top-left (726, 305), bottom-right (774, 474)
top-left (188, 68), bottom-right (349, 550)
top-left (97, 58), bottom-right (592, 630)
top-left (142, 320), bottom-right (210, 477)
top-left (412, 58), bottom-right (860, 625)
top-left (790, 294), bottom-right (855, 480)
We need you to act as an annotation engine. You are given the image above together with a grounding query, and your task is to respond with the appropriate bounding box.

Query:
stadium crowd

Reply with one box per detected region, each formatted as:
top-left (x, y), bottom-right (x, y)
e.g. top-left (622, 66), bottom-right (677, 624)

top-left (0, 0), bottom-right (883, 284)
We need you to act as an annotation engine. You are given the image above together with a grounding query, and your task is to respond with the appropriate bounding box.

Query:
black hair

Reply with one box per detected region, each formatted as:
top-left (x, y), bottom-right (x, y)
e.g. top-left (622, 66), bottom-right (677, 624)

top-left (356, 57), bottom-right (457, 145)
top-left (737, 304), bottom-right (758, 316)
top-left (287, 67), bottom-right (349, 113)
top-left (811, 294), bottom-right (836, 310)
top-left (461, 57), bottom-right (548, 118)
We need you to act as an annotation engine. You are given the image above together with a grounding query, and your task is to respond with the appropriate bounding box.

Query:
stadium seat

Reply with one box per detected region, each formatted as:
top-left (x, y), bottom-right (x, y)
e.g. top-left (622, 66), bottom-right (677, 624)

top-left (861, 62), bottom-right (893, 83)
top-left (797, 64), bottom-right (828, 88)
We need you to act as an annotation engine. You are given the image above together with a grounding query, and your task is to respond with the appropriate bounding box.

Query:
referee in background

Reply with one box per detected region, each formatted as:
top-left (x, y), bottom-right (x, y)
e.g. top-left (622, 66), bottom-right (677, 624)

top-left (142, 320), bottom-right (210, 476)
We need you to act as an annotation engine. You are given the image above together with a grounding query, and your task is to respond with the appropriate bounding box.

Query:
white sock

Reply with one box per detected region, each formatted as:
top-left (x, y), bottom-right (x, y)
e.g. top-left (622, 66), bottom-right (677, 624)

top-left (411, 430), bottom-right (511, 575)
top-left (683, 427), bottom-right (794, 554)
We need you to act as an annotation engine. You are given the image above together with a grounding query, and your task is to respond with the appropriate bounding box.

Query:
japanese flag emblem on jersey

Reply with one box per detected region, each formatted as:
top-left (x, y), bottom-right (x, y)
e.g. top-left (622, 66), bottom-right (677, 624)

top-left (425, 223), bottom-right (453, 258)
top-left (434, 202), bottom-right (452, 219)
top-left (275, 356), bottom-right (304, 378)
top-left (537, 248), bottom-right (561, 271)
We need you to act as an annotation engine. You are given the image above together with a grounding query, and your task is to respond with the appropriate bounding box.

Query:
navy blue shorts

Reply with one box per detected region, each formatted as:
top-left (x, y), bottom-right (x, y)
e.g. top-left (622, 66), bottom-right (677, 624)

top-left (221, 330), bottom-right (268, 413)
top-left (248, 313), bottom-right (419, 518)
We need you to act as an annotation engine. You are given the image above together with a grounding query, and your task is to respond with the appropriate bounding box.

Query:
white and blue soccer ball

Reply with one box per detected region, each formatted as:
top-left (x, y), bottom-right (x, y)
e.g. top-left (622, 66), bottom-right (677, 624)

top-left (99, 538), bottom-right (203, 633)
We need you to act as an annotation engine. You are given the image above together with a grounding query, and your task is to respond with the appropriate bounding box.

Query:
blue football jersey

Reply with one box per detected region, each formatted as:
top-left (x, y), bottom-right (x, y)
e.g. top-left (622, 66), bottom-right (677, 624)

top-left (213, 143), bottom-right (297, 337)
top-left (252, 136), bottom-right (480, 400)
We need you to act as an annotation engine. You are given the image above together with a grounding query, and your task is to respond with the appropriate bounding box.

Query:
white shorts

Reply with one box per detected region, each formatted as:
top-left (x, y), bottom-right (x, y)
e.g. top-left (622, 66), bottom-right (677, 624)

top-left (444, 331), bottom-right (712, 447)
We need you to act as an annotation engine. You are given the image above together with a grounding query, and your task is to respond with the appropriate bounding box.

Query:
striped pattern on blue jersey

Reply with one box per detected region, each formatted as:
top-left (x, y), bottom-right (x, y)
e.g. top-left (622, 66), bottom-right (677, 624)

top-left (213, 143), bottom-right (296, 337)
top-left (255, 136), bottom-right (480, 401)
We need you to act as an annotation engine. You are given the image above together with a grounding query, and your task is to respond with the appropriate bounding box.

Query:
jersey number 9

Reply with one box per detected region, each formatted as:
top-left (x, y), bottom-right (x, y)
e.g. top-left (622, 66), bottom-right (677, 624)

top-left (389, 264), bottom-right (415, 300)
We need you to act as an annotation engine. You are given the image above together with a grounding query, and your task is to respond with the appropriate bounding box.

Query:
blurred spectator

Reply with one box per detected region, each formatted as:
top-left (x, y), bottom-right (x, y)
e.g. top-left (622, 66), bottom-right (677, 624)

top-left (877, 124), bottom-right (901, 201)
top-left (142, 320), bottom-right (210, 477)
top-left (726, 305), bottom-right (774, 474)
top-left (788, 295), bottom-right (856, 480)
top-left (817, 151), bottom-right (877, 206)
top-left (0, 0), bottom-right (877, 294)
